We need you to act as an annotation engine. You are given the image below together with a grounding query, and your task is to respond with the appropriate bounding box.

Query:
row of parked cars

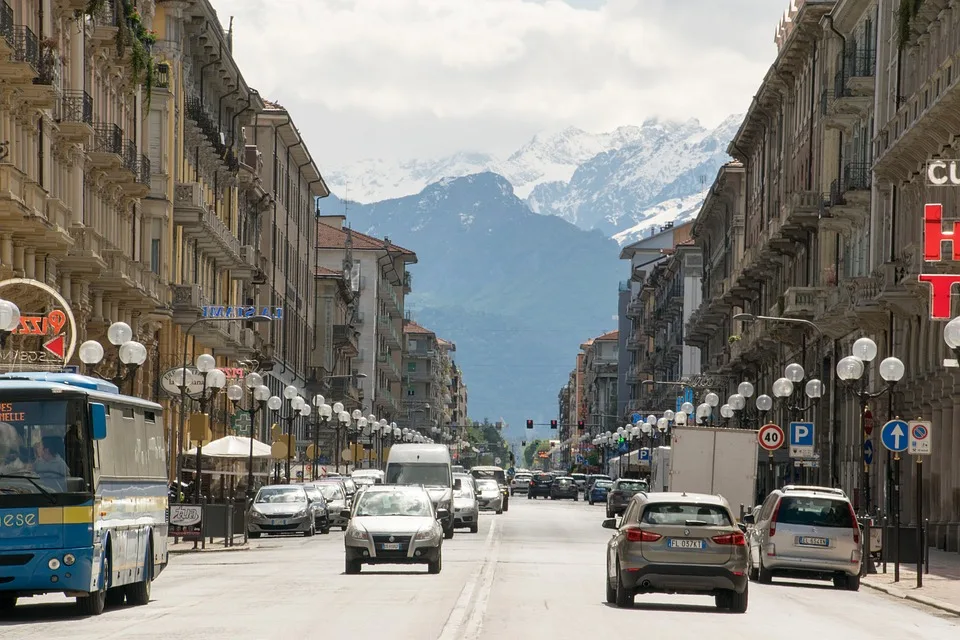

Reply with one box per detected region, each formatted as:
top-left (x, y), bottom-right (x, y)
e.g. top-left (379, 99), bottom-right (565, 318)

top-left (509, 471), bottom-right (650, 518)
top-left (601, 483), bottom-right (864, 613)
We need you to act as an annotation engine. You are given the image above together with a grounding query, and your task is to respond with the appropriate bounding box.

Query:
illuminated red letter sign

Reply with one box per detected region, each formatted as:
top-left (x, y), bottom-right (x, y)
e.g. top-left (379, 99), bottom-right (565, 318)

top-left (920, 203), bottom-right (960, 319)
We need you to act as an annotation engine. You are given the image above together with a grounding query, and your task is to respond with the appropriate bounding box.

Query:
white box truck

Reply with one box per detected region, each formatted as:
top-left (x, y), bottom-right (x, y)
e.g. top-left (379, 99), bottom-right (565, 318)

top-left (650, 446), bottom-right (671, 493)
top-left (662, 426), bottom-right (759, 520)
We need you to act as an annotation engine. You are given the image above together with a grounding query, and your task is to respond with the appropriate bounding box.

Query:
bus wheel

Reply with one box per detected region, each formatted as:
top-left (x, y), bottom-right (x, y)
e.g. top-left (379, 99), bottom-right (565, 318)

top-left (126, 543), bottom-right (153, 606)
top-left (77, 549), bottom-right (110, 616)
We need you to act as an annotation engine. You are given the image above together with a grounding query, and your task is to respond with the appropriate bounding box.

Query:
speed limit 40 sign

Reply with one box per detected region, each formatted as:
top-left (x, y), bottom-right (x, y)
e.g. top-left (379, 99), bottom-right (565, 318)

top-left (758, 423), bottom-right (785, 451)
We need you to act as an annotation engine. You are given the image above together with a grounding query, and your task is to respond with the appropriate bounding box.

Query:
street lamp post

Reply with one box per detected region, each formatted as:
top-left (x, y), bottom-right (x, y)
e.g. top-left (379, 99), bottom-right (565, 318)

top-left (727, 381), bottom-right (772, 429)
top-left (77, 322), bottom-right (148, 393)
top-left (835, 337), bottom-right (905, 515)
top-left (191, 357), bottom-right (226, 503)
top-left (310, 395), bottom-right (332, 481)
top-left (225, 372), bottom-right (271, 498)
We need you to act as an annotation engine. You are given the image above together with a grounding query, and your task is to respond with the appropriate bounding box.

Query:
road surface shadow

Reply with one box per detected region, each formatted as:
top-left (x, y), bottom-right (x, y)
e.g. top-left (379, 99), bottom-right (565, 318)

top-left (350, 570), bottom-right (430, 576)
top-left (602, 602), bottom-right (719, 614)
top-left (0, 601), bottom-right (117, 625)
top-left (769, 579), bottom-right (835, 591)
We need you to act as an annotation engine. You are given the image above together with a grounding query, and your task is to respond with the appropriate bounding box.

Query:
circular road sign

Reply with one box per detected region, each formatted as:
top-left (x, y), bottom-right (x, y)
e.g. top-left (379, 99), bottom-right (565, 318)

top-left (758, 423), bottom-right (785, 451)
top-left (912, 423), bottom-right (928, 440)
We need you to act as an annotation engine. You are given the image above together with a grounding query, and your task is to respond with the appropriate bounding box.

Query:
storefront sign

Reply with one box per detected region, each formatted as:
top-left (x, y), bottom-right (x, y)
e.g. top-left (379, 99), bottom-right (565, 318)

top-left (168, 504), bottom-right (202, 540)
top-left (201, 305), bottom-right (282, 319)
top-left (0, 278), bottom-right (77, 368)
top-left (926, 160), bottom-right (960, 186)
top-left (918, 203), bottom-right (960, 319)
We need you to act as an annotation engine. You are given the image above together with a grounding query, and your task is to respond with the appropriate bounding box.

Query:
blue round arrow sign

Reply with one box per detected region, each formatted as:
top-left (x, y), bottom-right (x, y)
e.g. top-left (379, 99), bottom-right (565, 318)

top-left (880, 419), bottom-right (910, 453)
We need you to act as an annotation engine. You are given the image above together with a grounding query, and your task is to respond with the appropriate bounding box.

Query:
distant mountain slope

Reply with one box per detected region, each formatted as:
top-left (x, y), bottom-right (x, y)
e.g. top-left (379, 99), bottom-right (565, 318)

top-left (324, 173), bottom-right (621, 437)
top-left (326, 115), bottom-right (741, 237)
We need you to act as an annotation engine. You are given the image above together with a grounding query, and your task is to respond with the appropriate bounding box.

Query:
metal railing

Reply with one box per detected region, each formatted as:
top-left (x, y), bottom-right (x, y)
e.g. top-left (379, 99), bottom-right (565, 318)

top-left (59, 90), bottom-right (93, 124)
top-left (138, 154), bottom-right (151, 185)
top-left (842, 162), bottom-right (871, 192)
top-left (155, 63), bottom-right (170, 88)
top-left (844, 48), bottom-right (876, 78)
top-left (92, 123), bottom-right (123, 155)
top-left (123, 139), bottom-right (138, 174)
top-left (0, 1), bottom-right (13, 44)
top-left (10, 25), bottom-right (38, 68)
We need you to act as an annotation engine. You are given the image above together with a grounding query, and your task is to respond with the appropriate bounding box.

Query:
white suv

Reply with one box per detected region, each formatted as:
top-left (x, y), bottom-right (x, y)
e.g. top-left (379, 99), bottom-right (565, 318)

top-left (510, 474), bottom-right (532, 496)
top-left (745, 485), bottom-right (861, 590)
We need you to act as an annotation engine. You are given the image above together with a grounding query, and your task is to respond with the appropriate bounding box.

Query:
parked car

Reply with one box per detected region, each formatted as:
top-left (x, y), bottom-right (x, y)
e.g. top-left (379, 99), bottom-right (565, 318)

top-left (303, 484), bottom-right (332, 534)
top-left (510, 473), bottom-right (532, 496)
top-left (343, 485), bottom-right (445, 574)
top-left (585, 474), bottom-right (612, 493)
top-left (453, 481), bottom-right (481, 532)
top-left (603, 492), bottom-right (749, 611)
top-left (247, 485), bottom-right (318, 538)
top-left (528, 473), bottom-right (554, 499)
top-left (589, 479), bottom-right (613, 505)
top-left (744, 485), bottom-right (861, 590)
top-left (606, 478), bottom-right (649, 517)
top-left (475, 479), bottom-right (504, 514)
top-left (570, 473), bottom-right (587, 493)
top-left (550, 476), bottom-right (579, 501)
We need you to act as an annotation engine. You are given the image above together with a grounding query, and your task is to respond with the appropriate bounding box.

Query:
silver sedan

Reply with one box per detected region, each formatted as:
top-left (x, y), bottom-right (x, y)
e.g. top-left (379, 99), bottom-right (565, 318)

top-left (453, 484), bottom-right (480, 533)
top-left (247, 485), bottom-right (316, 537)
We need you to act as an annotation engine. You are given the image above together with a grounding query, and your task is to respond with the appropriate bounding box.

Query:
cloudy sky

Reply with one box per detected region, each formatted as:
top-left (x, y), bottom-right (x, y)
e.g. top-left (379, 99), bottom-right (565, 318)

top-left (215, 0), bottom-right (787, 167)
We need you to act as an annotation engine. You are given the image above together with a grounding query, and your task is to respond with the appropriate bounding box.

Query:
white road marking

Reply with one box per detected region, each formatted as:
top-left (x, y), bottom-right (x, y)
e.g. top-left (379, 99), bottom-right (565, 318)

top-left (461, 521), bottom-right (501, 640)
top-left (437, 519), bottom-right (499, 640)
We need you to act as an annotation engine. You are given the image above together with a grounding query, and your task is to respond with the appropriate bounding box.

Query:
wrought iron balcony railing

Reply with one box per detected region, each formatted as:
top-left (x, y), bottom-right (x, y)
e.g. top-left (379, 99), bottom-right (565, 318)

top-left (59, 90), bottom-right (93, 124)
top-left (92, 123), bottom-right (123, 155)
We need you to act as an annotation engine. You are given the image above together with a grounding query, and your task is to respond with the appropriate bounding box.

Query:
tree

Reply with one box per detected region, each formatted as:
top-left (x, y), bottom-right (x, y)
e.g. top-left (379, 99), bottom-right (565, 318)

top-left (523, 439), bottom-right (552, 468)
top-left (462, 418), bottom-right (509, 466)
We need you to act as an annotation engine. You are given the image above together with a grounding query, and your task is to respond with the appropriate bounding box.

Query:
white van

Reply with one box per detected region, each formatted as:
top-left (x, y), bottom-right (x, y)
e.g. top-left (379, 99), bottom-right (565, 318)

top-left (385, 444), bottom-right (460, 538)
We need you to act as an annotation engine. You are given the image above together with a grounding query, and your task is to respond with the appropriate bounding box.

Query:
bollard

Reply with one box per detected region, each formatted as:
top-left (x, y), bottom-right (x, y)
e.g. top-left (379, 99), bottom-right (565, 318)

top-left (881, 516), bottom-right (887, 574)
top-left (226, 503), bottom-right (233, 547)
top-left (924, 518), bottom-right (930, 575)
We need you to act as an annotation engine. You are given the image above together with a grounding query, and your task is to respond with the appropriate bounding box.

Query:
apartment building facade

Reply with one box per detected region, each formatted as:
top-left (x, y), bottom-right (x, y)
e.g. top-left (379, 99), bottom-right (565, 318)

top-left (400, 320), bottom-right (443, 431)
top-left (582, 331), bottom-right (619, 436)
top-left (686, 0), bottom-right (960, 550)
top-left (618, 222), bottom-right (695, 420)
top-left (315, 218), bottom-right (416, 422)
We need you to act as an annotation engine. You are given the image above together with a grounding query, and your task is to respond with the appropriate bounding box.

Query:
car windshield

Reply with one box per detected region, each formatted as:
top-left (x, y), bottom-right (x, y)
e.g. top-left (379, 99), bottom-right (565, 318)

top-left (256, 487), bottom-right (307, 504)
top-left (594, 480), bottom-right (613, 489)
top-left (776, 497), bottom-right (855, 528)
top-left (477, 479), bottom-right (499, 491)
top-left (0, 398), bottom-right (90, 495)
top-left (472, 469), bottom-right (506, 484)
top-left (317, 484), bottom-right (344, 501)
top-left (304, 486), bottom-right (325, 502)
top-left (618, 481), bottom-right (648, 492)
top-left (385, 463), bottom-right (450, 487)
top-left (454, 485), bottom-right (474, 499)
top-left (355, 490), bottom-right (433, 517)
top-left (641, 503), bottom-right (732, 526)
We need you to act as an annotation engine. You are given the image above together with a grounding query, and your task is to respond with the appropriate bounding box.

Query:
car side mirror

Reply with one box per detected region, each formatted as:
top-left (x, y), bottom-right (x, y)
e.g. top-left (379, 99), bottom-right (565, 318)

top-left (601, 517), bottom-right (618, 530)
top-left (437, 508), bottom-right (450, 520)
top-left (340, 509), bottom-right (351, 520)
top-left (742, 513), bottom-right (755, 525)
top-left (737, 523), bottom-right (747, 533)
top-left (453, 478), bottom-right (462, 490)
top-left (90, 402), bottom-right (107, 440)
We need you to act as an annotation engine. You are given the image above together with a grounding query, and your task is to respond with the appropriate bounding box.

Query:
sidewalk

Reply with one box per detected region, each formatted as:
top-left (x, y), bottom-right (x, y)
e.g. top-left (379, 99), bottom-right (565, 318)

top-left (168, 534), bottom-right (257, 555)
top-left (863, 549), bottom-right (960, 616)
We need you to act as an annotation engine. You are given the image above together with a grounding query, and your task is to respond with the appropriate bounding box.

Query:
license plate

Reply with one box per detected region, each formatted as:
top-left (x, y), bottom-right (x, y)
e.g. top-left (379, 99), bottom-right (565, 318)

top-left (273, 519), bottom-right (288, 525)
top-left (797, 536), bottom-right (829, 547)
top-left (668, 538), bottom-right (705, 550)
top-left (380, 543), bottom-right (401, 551)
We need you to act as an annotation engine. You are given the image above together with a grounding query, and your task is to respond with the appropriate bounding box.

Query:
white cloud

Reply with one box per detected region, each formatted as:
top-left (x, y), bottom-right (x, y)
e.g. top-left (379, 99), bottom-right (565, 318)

top-left (212, 0), bottom-right (786, 165)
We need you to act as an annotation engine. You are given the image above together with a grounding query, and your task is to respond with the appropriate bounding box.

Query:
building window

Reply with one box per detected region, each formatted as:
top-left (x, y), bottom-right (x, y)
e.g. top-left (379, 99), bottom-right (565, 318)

top-left (408, 339), bottom-right (417, 351)
top-left (150, 238), bottom-right (160, 275)
top-left (407, 387), bottom-right (415, 396)
top-left (407, 362), bottom-right (416, 372)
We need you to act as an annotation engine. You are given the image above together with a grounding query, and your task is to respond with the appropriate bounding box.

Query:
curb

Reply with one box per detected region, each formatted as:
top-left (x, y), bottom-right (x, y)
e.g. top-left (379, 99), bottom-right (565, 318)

top-left (169, 543), bottom-right (255, 555)
top-left (862, 580), bottom-right (960, 617)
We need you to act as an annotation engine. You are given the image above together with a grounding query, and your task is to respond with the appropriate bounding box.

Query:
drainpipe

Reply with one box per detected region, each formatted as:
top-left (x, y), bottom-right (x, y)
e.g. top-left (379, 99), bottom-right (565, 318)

top-left (229, 90), bottom-right (256, 149)
top-left (308, 178), bottom-right (329, 352)
top-left (199, 42), bottom-right (222, 105)
top-left (218, 86), bottom-right (239, 134)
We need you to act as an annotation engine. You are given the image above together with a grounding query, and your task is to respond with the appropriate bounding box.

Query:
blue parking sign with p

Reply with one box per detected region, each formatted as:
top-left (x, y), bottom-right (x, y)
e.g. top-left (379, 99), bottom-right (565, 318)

top-left (789, 422), bottom-right (814, 447)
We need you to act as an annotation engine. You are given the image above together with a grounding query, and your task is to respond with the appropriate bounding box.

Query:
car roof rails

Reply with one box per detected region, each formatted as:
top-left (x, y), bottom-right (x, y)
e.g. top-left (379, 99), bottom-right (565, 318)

top-left (781, 485), bottom-right (847, 497)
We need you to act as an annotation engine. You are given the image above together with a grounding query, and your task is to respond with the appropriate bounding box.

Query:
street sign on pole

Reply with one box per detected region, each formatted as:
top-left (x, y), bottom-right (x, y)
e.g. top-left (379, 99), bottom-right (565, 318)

top-left (908, 420), bottom-right (932, 455)
top-left (863, 439), bottom-right (874, 466)
top-left (639, 448), bottom-right (650, 462)
top-left (880, 419), bottom-right (909, 453)
top-left (788, 421), bottom-right (814, 458)
top-left (757, 423), bottom-right (784, 451)
top-left (631, 413), bottom-right (641, 424)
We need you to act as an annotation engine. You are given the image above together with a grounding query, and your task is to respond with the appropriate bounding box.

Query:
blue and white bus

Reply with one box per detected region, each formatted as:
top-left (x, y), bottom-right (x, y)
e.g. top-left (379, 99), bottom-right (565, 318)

top-left (0, 372), bottom-right (168, 615)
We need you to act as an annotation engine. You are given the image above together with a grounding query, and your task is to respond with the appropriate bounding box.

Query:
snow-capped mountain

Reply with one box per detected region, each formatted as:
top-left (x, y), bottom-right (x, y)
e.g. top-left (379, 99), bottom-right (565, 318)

top-left (611, 190), bottom-right (709, 246)
top-left (325, 114), bottom-right (743, 237)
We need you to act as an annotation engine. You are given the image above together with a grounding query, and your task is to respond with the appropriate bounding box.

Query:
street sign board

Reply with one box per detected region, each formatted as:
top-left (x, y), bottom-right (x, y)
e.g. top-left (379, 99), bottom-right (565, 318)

top-left (62, 365), bottom-right (79, 374)
top-left (880, 419), bottom-right (909, 453)
top-left (863, 438), bottom-right (874, 465)
top-left (908, 420), bottom-right (932, 455)
top-left (758, 423), bottom-right (784, 451)
top-left (631, 413), bottom-right (641, 424)
top-left (863, 409), bottom-right (875, 436)
top-left (788, 421), bottom-right (815, 458)
top-left (639, 448), bottom-right (650, 462)
top-left (231, 411), bottom-right (251, 437)
top-left (494, 456), bottom-right (501, 465)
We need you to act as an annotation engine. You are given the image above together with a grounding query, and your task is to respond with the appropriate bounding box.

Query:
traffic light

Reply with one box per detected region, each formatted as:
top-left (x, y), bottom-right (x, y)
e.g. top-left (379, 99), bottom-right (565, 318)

top-left (521, 441), bottom-right (526, 447)
top-left (577, 420), bottom-right (585, 430)
top-left (526, 419), bottom-right (534, 429)
top-left (550, 419), bottom-right (558, 429)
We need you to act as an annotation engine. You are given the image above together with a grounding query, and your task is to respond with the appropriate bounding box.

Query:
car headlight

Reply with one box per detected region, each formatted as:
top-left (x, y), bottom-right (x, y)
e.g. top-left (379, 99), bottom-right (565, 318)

top-left (415, 527), bottom-right (439, 541)
top-left (295, 509), bottom-right (308, 518)
top-left (347, 526), bottom-right (368, 540)
top-left (250, 509), bottom-right (265, 520)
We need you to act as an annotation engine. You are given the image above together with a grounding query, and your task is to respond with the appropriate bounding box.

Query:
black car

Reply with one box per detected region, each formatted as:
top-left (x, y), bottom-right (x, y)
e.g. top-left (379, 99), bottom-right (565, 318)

top-left (549, 476), bottom-right (579, 501)
top-left (528, 473), bottom-right (553, 499)
top-left (606, 478), bottom-right (648, 517)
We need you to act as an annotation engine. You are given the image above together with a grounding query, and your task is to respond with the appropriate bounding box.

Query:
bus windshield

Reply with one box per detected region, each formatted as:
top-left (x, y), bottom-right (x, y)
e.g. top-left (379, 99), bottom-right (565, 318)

top-left (0, 398), bottom-right (90, 497)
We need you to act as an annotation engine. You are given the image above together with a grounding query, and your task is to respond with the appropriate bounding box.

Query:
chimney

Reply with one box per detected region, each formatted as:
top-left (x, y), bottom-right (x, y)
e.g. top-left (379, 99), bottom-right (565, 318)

top-left (317, 215), bottom-right (346, 230)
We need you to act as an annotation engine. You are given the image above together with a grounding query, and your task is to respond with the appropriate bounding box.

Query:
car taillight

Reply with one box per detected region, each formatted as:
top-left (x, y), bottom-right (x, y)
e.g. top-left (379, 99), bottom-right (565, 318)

top-left (624, 528), bottom-right (662, 542)
top-left (769, 499), bottom-right (782, 537)
top-left (712, 532), bottom-right (746, 546)
top-left (847, 503), bottom-right (860, 545)
top-left (529, 481), bottom-right (535, 486)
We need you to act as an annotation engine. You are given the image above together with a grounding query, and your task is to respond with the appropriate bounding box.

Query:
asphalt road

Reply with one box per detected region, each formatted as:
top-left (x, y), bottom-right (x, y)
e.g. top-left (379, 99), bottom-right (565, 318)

top-left (1, 496), bottom-right (959, 639)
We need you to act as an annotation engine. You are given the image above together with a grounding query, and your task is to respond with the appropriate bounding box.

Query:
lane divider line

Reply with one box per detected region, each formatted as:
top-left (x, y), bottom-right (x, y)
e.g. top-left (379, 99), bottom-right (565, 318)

top-left (437, 519), bottom-right (499, 640)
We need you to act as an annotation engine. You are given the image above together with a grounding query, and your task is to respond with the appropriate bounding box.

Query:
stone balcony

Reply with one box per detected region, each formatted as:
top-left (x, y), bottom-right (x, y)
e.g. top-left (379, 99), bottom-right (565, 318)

top-left (56, 91), bottom-right (95, 145)
top-left (782, 286), bottom-right (824, 319)
top-left (0, 164), bottom-right (72, 255)
top-left (173, 182), bottom-right (258, 279)
top-left (377, 352), bottom-right (402, 382)
top-left (377, 315), bottom-right (402, 349)
top-left (821, 163), bottom-right (870, 236)
top-left (332, 324), bottom-right (360, 357)
top-left (728, 320), bottom-right (778, 368)
top-left (60, 226), bottom-right (108, 277)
